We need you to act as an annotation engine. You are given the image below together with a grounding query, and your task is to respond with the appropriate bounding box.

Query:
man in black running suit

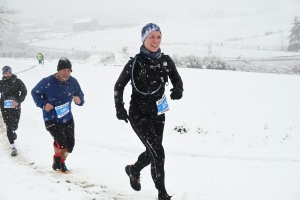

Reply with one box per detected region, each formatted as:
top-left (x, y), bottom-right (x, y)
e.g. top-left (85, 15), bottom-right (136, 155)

top-left (114, 23), bottom-right (183, 200)
top-left (0, 66), bottom-right (27, 156)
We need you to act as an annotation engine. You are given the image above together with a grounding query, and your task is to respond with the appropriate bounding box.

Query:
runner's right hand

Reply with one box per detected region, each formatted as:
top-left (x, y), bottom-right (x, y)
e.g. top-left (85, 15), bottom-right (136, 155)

top-left (44, 103), bottom-right (54, 112)
top-left (116, 104), bottom-right (129, 123)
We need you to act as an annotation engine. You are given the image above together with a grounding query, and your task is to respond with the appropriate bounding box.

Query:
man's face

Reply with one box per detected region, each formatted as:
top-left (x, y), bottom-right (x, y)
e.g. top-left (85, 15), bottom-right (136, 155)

top-left (57, 69), bottom-right (71, 81)
top-left (3, 72), bottom-right (12, 79)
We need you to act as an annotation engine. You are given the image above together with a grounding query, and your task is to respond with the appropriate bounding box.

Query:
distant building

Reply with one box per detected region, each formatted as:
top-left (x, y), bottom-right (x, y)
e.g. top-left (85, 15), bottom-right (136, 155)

top-left (73, 18), bottom-right (100, 32)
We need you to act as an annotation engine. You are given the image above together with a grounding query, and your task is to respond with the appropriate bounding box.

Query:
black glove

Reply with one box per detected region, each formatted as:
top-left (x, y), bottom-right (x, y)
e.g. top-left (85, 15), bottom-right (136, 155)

top-left (170, 86), bottom-right (183, 100)
top-left (116, 103), bottom-right (129, 123)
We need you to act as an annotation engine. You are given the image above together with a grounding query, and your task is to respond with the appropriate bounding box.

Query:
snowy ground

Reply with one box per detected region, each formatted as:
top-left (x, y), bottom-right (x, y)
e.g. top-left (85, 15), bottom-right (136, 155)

top-left (1, 2), bottom-right (300, 198)
top-left (0, 57), bottom-right (300, 200)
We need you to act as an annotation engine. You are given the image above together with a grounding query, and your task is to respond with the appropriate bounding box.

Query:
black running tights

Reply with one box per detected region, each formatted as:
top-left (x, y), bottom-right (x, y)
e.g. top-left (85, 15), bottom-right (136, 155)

top-left (129, 102), bottom-right (167, 194)
top-left (1, 108), bottom-right (21, 144)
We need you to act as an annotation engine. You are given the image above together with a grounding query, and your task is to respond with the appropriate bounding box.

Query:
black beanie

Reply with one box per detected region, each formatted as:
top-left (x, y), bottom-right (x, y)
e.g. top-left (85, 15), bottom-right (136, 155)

top-left (57, 57), bottom-right (72, 72)
top-left (2, 66), bottom-right (12, 75)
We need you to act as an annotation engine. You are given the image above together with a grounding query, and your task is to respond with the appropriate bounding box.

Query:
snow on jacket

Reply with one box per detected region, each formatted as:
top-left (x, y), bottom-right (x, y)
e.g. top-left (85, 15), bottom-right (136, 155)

top-left (114, 53), bottom-right (183, 115)
top-left (0, 74), bottom-right (27, 110)
top-left (31, 74), bottom-right (85, 124)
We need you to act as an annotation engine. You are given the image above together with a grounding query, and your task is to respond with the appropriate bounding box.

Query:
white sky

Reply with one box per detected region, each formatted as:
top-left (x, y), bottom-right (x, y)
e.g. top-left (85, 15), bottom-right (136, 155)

top-left (6, 0), bottom-right (300, 24)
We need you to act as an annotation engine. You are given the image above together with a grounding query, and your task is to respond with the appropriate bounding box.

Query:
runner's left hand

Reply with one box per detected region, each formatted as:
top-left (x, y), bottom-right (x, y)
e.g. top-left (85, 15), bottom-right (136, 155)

top-left (170, 86), bottom-right (183, 100)
top-left (73, 96), bottom-right (81, 105)
top-left (13, 101), bottom-right (19, 107)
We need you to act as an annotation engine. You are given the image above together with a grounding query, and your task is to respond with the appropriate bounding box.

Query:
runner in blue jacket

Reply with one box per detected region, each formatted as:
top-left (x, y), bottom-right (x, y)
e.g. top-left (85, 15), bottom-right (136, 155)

top-left (31, 57), bottom-right (85, 173)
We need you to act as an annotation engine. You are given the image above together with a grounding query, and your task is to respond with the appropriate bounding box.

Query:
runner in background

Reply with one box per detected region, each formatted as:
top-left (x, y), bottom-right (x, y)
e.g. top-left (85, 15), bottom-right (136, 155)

top-left (36, 53), bottom-right (44, 64)
top-left (0, 66), bottom-right (27, 156)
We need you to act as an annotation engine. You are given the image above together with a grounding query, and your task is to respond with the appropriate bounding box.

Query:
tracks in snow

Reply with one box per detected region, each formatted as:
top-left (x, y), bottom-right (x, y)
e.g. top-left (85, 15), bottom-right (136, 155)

top-left (0, 65), bottom-right (136, 200)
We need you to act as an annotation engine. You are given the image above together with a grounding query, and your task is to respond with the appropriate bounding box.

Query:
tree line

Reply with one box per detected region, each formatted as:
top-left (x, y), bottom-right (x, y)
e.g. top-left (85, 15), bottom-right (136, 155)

top-left (288, 16), bottom-right (300, 52)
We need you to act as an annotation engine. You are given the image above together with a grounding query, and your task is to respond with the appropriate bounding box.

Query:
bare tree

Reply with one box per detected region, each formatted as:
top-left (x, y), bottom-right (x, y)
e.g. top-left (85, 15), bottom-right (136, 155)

top-left (0, 2), bottom-right (20, 57)
top-left (0, 2), bottom-right (18, 25)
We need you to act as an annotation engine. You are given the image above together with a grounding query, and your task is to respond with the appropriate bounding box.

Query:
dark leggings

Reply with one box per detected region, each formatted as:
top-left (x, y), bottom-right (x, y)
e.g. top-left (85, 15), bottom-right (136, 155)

top-left (1, 108), bottom-right (20, 144)
top-left (44, 118), bottom-right (75, 153)
top-left (129, 100), bottom-right (167, 194)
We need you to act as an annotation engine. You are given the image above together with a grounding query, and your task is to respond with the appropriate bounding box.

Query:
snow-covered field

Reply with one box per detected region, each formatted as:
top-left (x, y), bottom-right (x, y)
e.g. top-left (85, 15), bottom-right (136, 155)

top-left (1, 1), bottom-right (300, 199)
top-left (0, 55), bottom-right (300, 200)
top-left (30, 16), bottom-right (299, 59)
top-left (24, 1), bottom-right (300, 60)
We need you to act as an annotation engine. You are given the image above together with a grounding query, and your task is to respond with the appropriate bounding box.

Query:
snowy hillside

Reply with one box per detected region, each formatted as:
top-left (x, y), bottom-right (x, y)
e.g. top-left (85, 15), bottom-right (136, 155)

top-left (0, 58), bottom-right (300, 200)
top-left (1, 0), bottom-right (300, 199)
top-left (21, 2), bottom-right (300, 60)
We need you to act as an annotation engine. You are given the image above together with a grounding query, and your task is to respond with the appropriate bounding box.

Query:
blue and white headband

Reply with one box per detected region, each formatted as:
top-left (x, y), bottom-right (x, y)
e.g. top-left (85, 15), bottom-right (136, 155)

top-left (141, 23), bottom-right (161, 43)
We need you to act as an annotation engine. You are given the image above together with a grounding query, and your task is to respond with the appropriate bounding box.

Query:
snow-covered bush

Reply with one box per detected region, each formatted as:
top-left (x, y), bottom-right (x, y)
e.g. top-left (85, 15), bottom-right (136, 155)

top-left (172, 54), bottom-right (232, 70)
top-left (172, 54), bottom-right (300, 75)
top-left (174, 124), bottom-right (189, 134)
top-left (122, 46), bottom-right (128, 54)
top-left (203, 56), bottom-right (230, 70)
top-left (172, 54), bottom-right (203, 68)
top-left (196, 127), bottom-right (208, 135)
top-left (229, 60), bottom-right (300, 75)
top-left (100, 53), bottom-right (116, 64)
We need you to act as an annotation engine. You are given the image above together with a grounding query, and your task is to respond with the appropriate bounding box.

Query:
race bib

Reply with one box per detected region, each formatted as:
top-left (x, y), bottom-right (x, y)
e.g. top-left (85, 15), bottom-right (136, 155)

top-left (55, 102), bottom-right (70, 118)
top-left (156, 94), bottom-right (169, 115)
top-left (4, 100), bottom-right (14, 108)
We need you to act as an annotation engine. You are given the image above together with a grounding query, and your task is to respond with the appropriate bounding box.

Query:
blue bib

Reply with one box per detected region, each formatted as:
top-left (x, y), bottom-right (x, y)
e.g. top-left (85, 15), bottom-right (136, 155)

top-left (4, 100), bottom-right (14, 108)
top-left (156, 94), bottom-right (169, 115)
top-left (55, 102), bottom-right (70, 118)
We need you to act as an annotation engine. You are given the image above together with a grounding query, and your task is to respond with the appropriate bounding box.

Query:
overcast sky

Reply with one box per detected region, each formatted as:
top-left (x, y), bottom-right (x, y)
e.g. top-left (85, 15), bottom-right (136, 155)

top-left (5, 0), bottom-right (299, 25)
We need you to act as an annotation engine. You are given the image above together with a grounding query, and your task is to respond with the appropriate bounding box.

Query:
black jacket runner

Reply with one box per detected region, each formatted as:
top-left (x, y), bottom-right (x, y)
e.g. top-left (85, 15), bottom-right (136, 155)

top-left (0, 74), bottom-right (27, 110)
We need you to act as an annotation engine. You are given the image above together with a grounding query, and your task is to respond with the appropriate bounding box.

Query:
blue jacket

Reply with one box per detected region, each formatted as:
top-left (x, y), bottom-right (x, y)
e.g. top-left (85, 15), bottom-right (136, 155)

top-left (31, 74), bottom-right (85, 124)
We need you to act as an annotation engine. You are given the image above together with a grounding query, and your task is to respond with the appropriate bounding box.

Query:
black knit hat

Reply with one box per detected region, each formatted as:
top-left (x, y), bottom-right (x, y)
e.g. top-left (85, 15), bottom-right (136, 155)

top-left (57, 57), bottom-right (72, 72)
top-left (2, 66), bottom-right (12, 75)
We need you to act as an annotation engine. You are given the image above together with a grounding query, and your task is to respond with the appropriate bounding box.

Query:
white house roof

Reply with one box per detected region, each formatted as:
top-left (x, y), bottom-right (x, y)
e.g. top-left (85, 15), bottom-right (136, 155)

top-left (73, 18), bottom-right (95, 24)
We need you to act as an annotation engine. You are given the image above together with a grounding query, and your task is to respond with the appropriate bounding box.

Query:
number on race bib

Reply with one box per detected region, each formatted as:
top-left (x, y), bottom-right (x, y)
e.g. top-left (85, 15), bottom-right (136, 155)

top-left (4, 100), bottom-right (14, 108)
top-left (156, 94), bottom-right (169, 115)
top-left (55, 102), bottom-right (70, 118)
